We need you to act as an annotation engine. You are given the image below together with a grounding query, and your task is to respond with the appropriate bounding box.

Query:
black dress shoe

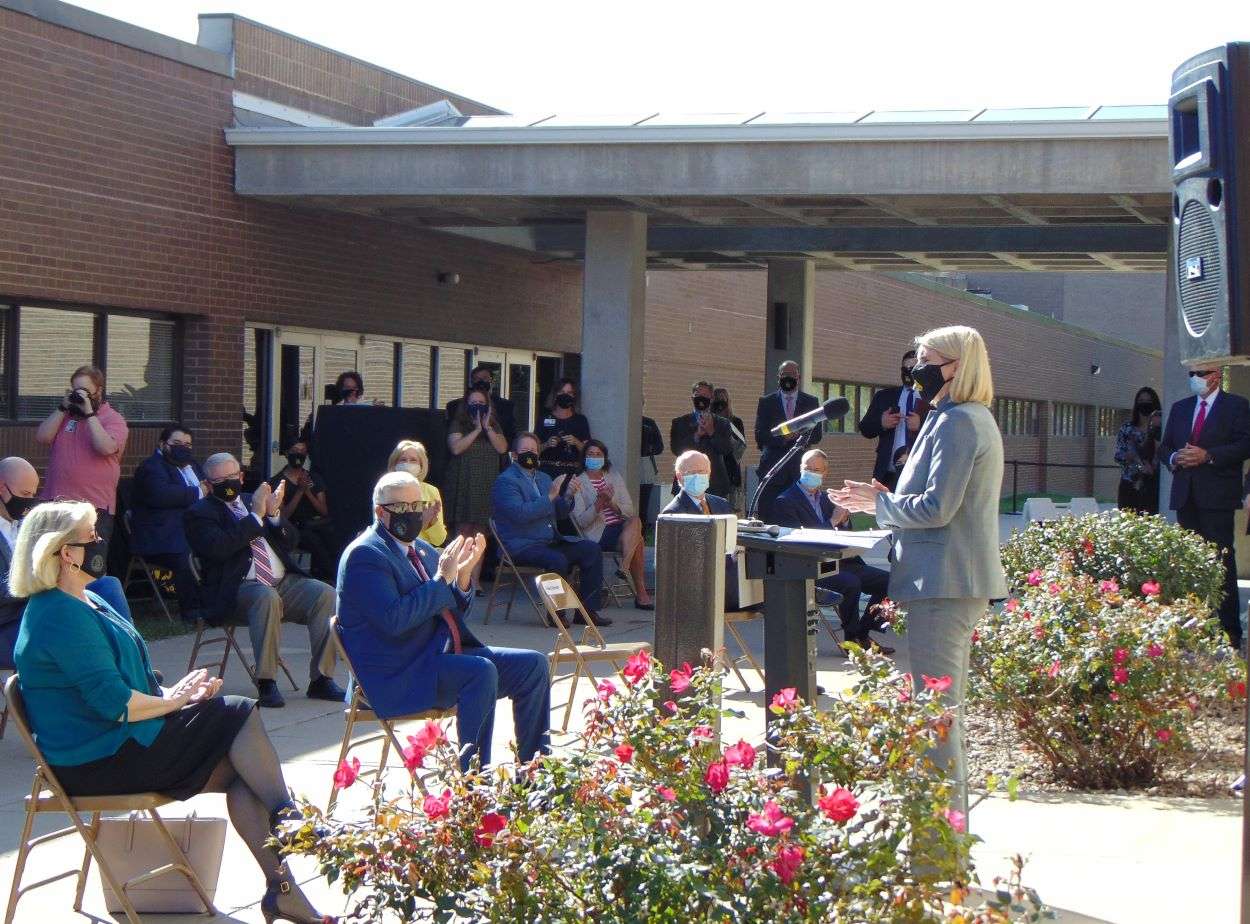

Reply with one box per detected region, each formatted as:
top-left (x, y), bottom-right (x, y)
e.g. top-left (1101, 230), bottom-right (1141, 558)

top-left (306, 676), bottom-right (347, 702)
top-left (575, 611), bottom-right (613, 627)
top-left (256, 679), bottom-right (286, 708)
top-left (634, 600), bottom-right (655, 611)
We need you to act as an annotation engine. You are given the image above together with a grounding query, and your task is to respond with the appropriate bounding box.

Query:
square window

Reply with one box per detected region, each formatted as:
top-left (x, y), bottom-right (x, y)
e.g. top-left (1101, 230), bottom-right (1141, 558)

top-left (401, 343), bottom-right (433, 409)
top-left (18, 306), bottom-right (94, 419)
top-left (105, 315), bottom-right (177, 421)
top-left (363, 340), bottom-right (395, 407)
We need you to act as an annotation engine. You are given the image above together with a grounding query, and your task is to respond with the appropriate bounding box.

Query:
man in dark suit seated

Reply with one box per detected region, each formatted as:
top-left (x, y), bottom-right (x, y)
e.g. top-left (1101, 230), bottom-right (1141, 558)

top-left (337, 471), bottom-right (550, 771)
top-left (491, 432), bottom-right (609, 626)
top-left (184, 453), bottom-right (343, 708)
top-left (772, 449), bottom-right (893, 653)
top-left (754, 360), bottom-right (823, 521)
top-left (1158, 364), bottom-right (1250, 648)
top-left (858, 349), bottom-right (931, 491)
top-left (130, 425), bottom-right (206, 619)
top-left (446, 365), bottom-right (518, 446)
top-left (670, 381), bottom-right (742, 501)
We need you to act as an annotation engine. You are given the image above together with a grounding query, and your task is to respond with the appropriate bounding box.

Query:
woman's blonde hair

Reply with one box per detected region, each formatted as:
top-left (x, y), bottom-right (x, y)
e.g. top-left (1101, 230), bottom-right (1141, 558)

top-left (916, 325), bottom-right (994, 407)
top-left (388, 440), bottom-right (429, 481)
top-left (9, 501), bottom-right (96, 598)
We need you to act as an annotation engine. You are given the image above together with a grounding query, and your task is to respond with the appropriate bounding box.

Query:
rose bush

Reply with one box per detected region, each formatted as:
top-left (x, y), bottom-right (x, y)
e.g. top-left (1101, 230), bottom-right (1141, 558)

top-left (283, 651), bottom-right (1045, 923)
top-left (1000, 511), bottom-right (1224, 609)
top-left (970, 559), bottom-right (1243, 788)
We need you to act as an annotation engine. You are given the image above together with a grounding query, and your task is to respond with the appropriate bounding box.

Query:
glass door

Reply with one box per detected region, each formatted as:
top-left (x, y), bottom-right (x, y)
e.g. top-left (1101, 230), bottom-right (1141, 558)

top-left (272, 330), bottom-right (320, 474)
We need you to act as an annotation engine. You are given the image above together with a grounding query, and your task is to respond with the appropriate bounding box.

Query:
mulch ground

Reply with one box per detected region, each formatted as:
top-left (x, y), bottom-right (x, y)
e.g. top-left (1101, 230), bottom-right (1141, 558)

top-left (965, 698), bottom-right (1246, 799)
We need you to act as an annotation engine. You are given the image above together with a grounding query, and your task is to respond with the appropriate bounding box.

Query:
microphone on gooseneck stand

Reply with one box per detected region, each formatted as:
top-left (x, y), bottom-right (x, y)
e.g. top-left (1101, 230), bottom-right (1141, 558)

top-left (770, 397), bottom-right (851, 438)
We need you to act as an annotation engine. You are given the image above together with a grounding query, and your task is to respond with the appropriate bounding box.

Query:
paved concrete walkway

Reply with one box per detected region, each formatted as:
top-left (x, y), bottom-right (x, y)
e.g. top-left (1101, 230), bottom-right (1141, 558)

top-left (0, 524), bottom-right (1241, 922)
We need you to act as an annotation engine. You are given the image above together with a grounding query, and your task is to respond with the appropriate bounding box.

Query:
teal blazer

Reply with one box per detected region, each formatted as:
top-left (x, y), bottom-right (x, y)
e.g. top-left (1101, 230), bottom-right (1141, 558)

top-left (14, 588), bottom-right (163, 766)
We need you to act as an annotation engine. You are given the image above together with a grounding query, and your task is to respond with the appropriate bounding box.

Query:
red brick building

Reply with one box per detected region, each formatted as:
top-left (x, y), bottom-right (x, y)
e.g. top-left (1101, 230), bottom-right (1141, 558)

top-left (0, 1), bottom-right (1161, 509)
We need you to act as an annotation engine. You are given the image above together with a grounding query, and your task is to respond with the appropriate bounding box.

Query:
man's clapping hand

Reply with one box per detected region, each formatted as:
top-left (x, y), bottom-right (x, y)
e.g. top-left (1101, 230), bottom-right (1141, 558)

top-left (436, 536), bottom-right (465, 582)
top-left (421, 499), bottom-right (441, 530)
top-left (250, 482), bottom-right (271, 517)
top-left (881, 409), bottom-right (902, 430)
top-left (267, 480), bottom-right (285, 517)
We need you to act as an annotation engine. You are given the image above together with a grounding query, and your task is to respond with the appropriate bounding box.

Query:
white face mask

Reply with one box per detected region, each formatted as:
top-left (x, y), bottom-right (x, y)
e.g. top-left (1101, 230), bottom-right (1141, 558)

top-left (1189, 375), bottom-right (1213, 396)
top-left (396, 461), bottom-right (423, 481)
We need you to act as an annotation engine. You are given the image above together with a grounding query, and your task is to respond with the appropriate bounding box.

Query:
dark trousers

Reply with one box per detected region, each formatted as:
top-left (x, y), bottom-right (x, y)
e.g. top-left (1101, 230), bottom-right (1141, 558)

top-left (1117, 476), bottom-right (1160, 515)
top-left (140, 552), bottom-right (202, 616)
top-left (510, 538), bottom-right (604, 612)
top-left (293, 519), bottom-right (339, 584)
top-left (0, 620), bottom-right (17, 670)
top-left (1176, 502), bottom-right (1241, 644)
top-left (820, 559), bottom-right (890, 640)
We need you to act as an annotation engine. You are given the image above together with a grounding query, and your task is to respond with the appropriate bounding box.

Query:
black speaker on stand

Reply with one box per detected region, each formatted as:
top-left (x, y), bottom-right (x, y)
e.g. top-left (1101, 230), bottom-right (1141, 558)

top-left (1170, 42), bottom-right (1250, 364)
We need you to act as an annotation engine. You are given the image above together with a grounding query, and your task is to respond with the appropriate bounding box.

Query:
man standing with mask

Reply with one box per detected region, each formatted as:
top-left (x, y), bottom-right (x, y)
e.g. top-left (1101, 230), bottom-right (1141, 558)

top-left (1158, 364), bottom-right (1250, 648)
top-left (671, 381), bottom-right (741, 501)
top-left (491, 433), bottom-right (607, 625)
top-left (130, 425), bottom-right (207, 620)
top-left (446, 365), bottom-right (517, 445)
top-left (754, 361), bottom-right (822, 521)
top-left (36, 365), bottom-right (128, 560)
top-left (185, 453), bottom-right (343, 707)
top-left (859, 350), bottom-right (930, 491)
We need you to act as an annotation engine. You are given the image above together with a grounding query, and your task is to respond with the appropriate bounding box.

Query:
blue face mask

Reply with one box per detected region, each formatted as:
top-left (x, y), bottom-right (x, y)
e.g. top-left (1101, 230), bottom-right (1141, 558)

top-left (799, 470), bottom-right (822, 490)
top-left (584, 456), bottom-right (605, 471)
top-left (682, 473), bottom-right (710, 497)
top-left (1189, 374), bottom-right (1212, 396)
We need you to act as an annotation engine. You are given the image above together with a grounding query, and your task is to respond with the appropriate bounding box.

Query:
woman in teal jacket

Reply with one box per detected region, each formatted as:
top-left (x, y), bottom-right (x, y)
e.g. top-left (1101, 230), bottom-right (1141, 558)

top-left (12, 501), bottom-right (333, 924)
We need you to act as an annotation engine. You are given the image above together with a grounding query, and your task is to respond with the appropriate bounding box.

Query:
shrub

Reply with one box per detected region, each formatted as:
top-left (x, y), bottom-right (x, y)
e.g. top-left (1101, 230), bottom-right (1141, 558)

top-left (284, 652), bottom-right (1045, 923)
top-left (969, 563), bottom-right (1243, 788)
top-left (1000, 511), bottom-right (1224, 609)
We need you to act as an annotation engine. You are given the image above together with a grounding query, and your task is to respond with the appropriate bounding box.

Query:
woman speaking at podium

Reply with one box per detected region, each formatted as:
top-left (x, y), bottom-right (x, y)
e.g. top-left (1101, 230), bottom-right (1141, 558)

top-left (833, 325), bottom-right (1005, 827)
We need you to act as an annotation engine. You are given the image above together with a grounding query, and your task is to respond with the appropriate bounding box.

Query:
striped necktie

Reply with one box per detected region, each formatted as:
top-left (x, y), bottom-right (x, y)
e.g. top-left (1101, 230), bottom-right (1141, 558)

top-left (406, 544), bottom-right (462, 655)
top-left (231, 501), bottom-right (276, 586)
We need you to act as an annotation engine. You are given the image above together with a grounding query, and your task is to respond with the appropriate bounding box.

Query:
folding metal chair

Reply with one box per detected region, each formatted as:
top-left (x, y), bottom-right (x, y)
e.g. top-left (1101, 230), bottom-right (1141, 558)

top-left (483, 518), bottom-right (547, 624)
top-left (3, 675), bottom-right (217, 924)
top-left (185, 619), bottom-right (298, 692)
top-left (724, 610), bottom-right (766, 691)
top-left (326, 617), bottom-right (456, 813)
top-left (0, 668), bottom-right (10, 740)
top-left (570, 516), bottom-right (638, 608)
top-left (535, 573), bottom-right (651, 731)
top-left (119, 510), bottom-right (175, 623)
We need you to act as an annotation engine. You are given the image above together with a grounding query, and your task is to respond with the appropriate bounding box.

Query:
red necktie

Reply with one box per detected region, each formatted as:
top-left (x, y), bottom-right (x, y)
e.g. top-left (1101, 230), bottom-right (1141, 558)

top-left (407, 545), bottom-right (462, 654)
top-left (1191, 400), bottom-right (1208, 443)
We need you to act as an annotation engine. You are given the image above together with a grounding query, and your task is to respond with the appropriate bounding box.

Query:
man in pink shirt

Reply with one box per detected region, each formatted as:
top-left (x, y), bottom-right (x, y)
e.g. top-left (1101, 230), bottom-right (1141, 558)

top-left (36, 365), bottom-right (129, 558)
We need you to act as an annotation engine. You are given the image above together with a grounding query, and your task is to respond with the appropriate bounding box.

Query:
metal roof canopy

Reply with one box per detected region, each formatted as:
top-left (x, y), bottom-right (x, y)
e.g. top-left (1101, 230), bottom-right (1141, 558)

top-left (226, 110), bottom-right (1171, 272)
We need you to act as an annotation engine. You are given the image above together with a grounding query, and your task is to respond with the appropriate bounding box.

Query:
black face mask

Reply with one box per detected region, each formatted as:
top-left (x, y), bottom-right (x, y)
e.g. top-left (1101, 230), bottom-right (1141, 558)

top-left (2, 493), bottom-right (37, 521)
top-left (286, 453), bottom-right (306, 468)
top-left (711, 400), bottom-right (728, 415)
top-left (384, 509), bottom-right (422, 542)
top-left (779, 376), bottom-right (798, 393)
top-left (692, 396), bottom-right (711, 412)
top-left (517, 451), bottom-right (541, 470)
top-left (165, 445), bottom-right (194, 467)
top-left (901, 365), bottom-right (916, 386)
top-left (910, 361), bottom-right (951, 398)
top-left (1136, 403), bottom-right (1156, 416)
top-left (211, 478), bottom-right (242, 502)
top-left (68, 540), bottom-right (109, 579)
top-left (555, 393), bottom-right (576, 409)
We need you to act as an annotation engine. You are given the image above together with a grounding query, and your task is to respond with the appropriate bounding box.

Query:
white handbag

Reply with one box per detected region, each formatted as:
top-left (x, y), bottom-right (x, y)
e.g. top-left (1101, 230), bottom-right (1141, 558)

top-left (95, 811), bottom-right (226, 913)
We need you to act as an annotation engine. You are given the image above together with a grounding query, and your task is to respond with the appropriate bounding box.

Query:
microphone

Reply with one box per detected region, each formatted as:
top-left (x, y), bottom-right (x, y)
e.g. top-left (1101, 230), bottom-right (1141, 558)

top-left (770, 397), bottom-right (850, 438)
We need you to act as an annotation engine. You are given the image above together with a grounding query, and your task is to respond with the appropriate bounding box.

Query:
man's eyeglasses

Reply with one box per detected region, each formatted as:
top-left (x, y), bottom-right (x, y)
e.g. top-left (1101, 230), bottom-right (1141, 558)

top-left (383, 501), bottom-right (426, 514)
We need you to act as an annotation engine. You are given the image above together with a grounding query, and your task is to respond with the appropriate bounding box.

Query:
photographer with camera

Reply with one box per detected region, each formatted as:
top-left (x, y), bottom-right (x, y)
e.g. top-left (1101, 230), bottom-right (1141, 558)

top-left (35, 365), bottom-right (129, 558)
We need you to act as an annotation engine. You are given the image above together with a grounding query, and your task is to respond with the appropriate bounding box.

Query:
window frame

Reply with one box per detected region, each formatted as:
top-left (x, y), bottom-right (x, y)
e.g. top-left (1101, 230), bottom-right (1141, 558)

top-left (810, 377), bottom-right (885, 434)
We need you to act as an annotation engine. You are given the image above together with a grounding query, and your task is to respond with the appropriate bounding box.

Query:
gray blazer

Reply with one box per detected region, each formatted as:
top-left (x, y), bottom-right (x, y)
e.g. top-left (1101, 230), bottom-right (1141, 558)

top-left (875, 397), bottom-right (1007, 603)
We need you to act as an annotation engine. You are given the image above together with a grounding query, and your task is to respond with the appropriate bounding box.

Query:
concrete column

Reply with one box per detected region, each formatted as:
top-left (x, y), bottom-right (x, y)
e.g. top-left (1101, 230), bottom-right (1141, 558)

top-left (765, 258), bottom-right (815, 391)
top-left (1229, 364), bottom-right (1250, 574)
top-left (582, 210), bottom-right (647, 495)
top-left (1160, 234), bottom-right (1186, 523)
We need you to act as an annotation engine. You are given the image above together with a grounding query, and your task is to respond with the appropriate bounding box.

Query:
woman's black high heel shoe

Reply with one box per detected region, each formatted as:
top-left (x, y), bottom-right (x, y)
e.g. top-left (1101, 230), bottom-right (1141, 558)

top-left (260, 878), bottom-right (335, 923)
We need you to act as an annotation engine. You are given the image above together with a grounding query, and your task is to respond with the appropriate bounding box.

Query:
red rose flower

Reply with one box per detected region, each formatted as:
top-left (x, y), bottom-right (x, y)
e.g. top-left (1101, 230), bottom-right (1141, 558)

top-left (1141, 580), bottom-right (1161, 597)
top-left (1155, 728), bottom-right (1173, 743)
top-left (1026, 570), bottom-right (1042, 587)
top-left (770, 687), bottom-right (799, 712)
top-left (693, 725), bottom-right (715, 740)
top-left (657, 785), bottom-right (677, 802)
top-left (669, 662), bottom-right (694, 694)
top-left (1113, 667), bottom-right (1129, 685)
top-left (333, 756), bottom-right (361, 789)
top-left (922, 674), bottom-right (952, 693)
top-left (622, 649), bottom-right (652, 685)
top-left (724, 739), bottom-right (757, 768)
top-left (818, 786), bottom-right (859, 823)
top-left (943, 808), bottom-right (967, 833)
top-left (1112, 648), bottom-right (1129, 666)
top-left (1099, 579), bottom-right (1120, 595)
top-left (770, 843), bottom-right (804, 884)
top-left (474, 812), bottom-right (507, 847)
top-left (746, 800), bottom-right (794, 837)
top-left (1146, 643), bottom-right (1164, 659)
top-left (422, 789), bottom-right (452, 819)
top-left (596, 678), bottom-right (617, 701)
top-left (401, 738), bottom-right (427, 772)
top-left (704, 758), bottom-right (730, 793)
top-left (614, 743), bottom-right (635, 764)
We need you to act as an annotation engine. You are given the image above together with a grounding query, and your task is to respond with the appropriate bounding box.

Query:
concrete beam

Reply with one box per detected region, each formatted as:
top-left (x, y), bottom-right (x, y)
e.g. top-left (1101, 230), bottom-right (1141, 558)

top-left (581, 211), bottom-right (647, 496)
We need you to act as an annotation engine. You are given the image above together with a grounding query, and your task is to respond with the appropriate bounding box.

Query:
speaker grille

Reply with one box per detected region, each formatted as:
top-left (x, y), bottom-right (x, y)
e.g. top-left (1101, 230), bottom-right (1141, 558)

top-left (1177, 198), bottom-right (1222, 337)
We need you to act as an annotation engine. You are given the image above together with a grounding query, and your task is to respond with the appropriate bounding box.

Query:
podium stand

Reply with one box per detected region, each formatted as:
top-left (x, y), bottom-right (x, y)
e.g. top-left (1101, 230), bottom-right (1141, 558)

top-left (738, 532), bottom-right (853, 763)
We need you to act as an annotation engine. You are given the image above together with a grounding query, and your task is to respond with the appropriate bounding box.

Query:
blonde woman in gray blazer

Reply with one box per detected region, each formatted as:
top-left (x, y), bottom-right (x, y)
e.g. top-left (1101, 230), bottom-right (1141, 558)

top-left (835, 325), bottom-right (1006, 828)
top-left (569, 440), bottom-right (654, 610)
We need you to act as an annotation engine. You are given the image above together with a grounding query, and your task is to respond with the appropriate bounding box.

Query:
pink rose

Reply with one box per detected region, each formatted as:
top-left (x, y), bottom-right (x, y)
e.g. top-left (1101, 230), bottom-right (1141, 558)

top-left (622, 649), bottom-right (652, 685)
top-left (943, 808), bottom-right (967, 833)
top-left (770, 843), bottom-right (804, 884)
top-left (669, 662), bottom-right (694, 694)
top-left (704, 758), bottom-right (730, 793)
top-left (596, 678), bottom-right (617, 701)
top-left (818, 786), bottom-right (859, 823)
top-left (746, 800), bottom-right (794, 837)
top-left (1099, 579), bottom-right (1120, 595)
top-left (1047, 582), bottom-right (1062, 596)
top-left (614, 743), bottom-right (635, 764)
top-left (1155, 728), bottom-right (1173, 743)
top-left (1032, 625), bottom-right (1045, 640)
top-left (1110, 692), bottom-right (1120, 702)
top-left (724, 739), bottom-right (758, 768)
top-left (411, 720), bottom-right (445, 752)
top-left (657, 785), bottom-right (677, 802)
top-left (692, 725), bottom-right (715, 741)
top-left (474, 812), bottom-right (507, 847)
top-left (401, 739), bottom-right (427, 772)
top-left (770, 687), bottom-right (799, 712)
top-left (1046, 660), bottom-right (1061, 679)
top-left (423, 789), bottom-right (452, 820)
top-left (1147, 643), bottom-right (1164, 659)
top-left (1004, 597), bottom-right (1020, 612)
top-left (922, 674), bottom-right (953, 693)
top-left (1026, 570), bottom-right (1042, 587)
top-left (1112, 648), bottom-right (1129, 666)
top-left (971, 629), bottom-right (981, 644)
top-left (1141, 580), bottom-right (1161, 597)
top-left (333, 756), bottom-right (361, 789)
top-left (662, 700), bottom-right (678, 714)
top-left (1113, 667), bottom-right (1129, 685)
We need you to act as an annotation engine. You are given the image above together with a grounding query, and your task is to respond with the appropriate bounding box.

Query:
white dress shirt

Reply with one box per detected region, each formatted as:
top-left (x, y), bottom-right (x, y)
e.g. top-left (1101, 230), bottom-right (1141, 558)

top-left (230, 499), bottom-right (287, 584)
top-left (891, 387), bottom-right (916, 468)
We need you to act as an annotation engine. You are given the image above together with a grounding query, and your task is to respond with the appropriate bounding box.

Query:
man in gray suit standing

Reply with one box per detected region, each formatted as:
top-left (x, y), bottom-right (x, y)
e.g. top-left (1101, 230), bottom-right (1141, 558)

top-left (836, 325), bottom-right (1006, 849)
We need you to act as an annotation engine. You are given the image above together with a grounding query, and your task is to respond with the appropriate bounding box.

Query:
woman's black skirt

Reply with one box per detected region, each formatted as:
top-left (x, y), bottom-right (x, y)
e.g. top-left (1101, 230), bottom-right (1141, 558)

top-left (1116, 475), bottom-right (1160, 516)
top-left (52, 695), bottom-right (256, 801)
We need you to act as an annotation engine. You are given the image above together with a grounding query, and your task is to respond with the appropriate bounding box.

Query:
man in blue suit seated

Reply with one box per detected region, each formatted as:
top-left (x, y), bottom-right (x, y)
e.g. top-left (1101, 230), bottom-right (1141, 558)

top-left (661, 450), bottom-right (755, 612)
top-left (772, 449), bottom-right (893, 654)
top-left (491, 432), bottom-right (609, 626)
top-left (337, 471), bottom-right (551, 771)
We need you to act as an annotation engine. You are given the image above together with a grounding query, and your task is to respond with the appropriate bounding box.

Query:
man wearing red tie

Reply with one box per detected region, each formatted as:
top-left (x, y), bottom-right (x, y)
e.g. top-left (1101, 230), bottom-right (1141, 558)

top-left (336, 472), bottom-right (551, 771)
top-left (1158, 364), bottom-right (1250, 648)
top-left (185, 453), bottom-right (342, 708)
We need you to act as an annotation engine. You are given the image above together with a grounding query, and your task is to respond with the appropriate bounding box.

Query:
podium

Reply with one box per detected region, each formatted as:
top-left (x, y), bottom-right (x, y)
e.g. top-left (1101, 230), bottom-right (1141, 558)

top-left (738, 531), bottom-right (854, 762)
